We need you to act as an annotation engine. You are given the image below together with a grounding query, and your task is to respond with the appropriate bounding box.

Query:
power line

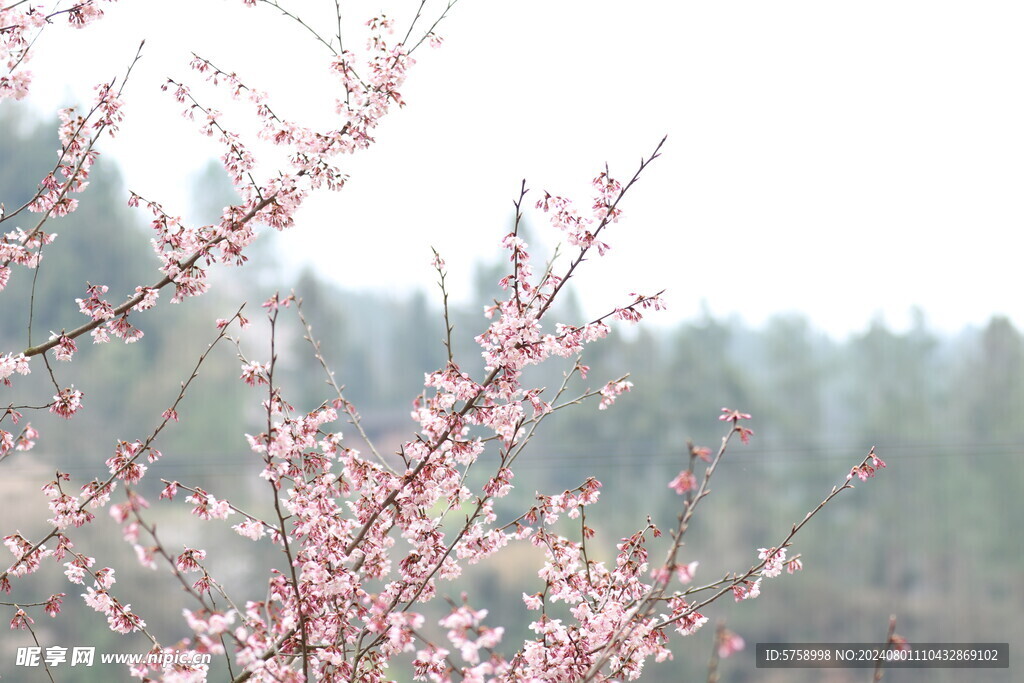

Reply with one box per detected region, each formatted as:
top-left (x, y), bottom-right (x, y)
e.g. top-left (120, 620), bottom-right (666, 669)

top-left (7, 440), bottom-right (1019, 483)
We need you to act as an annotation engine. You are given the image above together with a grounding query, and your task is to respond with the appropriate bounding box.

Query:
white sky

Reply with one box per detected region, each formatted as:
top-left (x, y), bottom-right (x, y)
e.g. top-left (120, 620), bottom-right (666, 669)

top-left (18, 0), bottom-right (1024, 338)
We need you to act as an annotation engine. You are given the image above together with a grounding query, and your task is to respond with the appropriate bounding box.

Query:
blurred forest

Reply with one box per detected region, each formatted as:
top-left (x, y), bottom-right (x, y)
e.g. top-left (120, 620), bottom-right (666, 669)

top-left (1, 106), bottom-right (1019, 682)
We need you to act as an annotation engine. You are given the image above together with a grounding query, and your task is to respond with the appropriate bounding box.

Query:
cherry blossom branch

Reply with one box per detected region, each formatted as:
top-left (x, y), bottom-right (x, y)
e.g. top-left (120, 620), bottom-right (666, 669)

top-left (536, 135), bottom-right (666, 320)
top-left (0, 2), bottom-right (96, 34)
top-left (9, 607), bottom-right (56, 682)
top-left (503, 372), bottom-right (624, 462)
top-left (342, 363), bottom-right (500, 558)
top-left (161, 480), bottom-right (280, 539)
top-left (0, 99), bottom-right (97, 227)
top-left (662, 421), bottom-right (744, 567)
top-left (430, 248), bottom-right (455, 365)
top-left (581, 435), bottom-right (881, 681)
top-left (0, 417), bottom-right (36, 458)
top-left (361, 474), bottom-right (601, 663)
top-left (346, 365), bottom-right (603, 667)
top-left (1, 41), bottom-right (141, 262)
top-left (182, 53), bottom-right (287, 124)
top-left (346, 362), bottom-right (585, 593)
top-left (254, 0), bottom-right (340, 55)
top-left (437, 363), bottom-right (589, 522)
top-left (2, 2), bottom-right (103, 79)
top-left (130, 491), bottom-right (243, 615)
top-left (333, 0), bottom-right (343, 52)
top-left (127, 503), bottom-right (243, 678)
top-left (228, 626), bottom-right (299, 683)
top-left (63, 544), bottom-right (160, 645)
top-left (0, 306), bottom-right (246, 584)
top-left (402, 0), bottom-right (430, 46)
top-left (578, 504), bottom-right (597, 587)
top-left (662, 447), bottom-right (885, 629)
top-left (37, 350), bottom-right (61, 398)
top-left (1, 596), bottom-right (57, 608)
top-left (410, 627), bottom-right (467, 680)
top-left (260, 300), bottom-right (310, 679)
top-left (25, 234), bottom-right (46, 345)
top-left (510, 180), bottom-right (528, 311)
top-left (408, 0), bottom-right (459, 53)
top-left (19, 199), bottom-right (272, 359)
top-left (0, 1), bottom-right (31, 15)
top-left (671, 556), bottom-right (802, 600)
top-left (578, 420), bottom-right (738, 679)
top-left (162, 75), bottom-right (264, 200)
top-left (339, 157), bottom-right (669, 673)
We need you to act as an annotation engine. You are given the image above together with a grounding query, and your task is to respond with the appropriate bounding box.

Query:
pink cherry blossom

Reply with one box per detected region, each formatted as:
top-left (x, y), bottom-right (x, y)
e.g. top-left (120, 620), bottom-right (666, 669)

top-left (49, 386), bottom-right (83, 419)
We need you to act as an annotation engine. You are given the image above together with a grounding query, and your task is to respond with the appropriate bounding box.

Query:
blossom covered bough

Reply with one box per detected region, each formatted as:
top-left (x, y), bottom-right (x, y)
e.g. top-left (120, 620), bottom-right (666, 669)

top-left (0, 1), bottom-right (886, 681)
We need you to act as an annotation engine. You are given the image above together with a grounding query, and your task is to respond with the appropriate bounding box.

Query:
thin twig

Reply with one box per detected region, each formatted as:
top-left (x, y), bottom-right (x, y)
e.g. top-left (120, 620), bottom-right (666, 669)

top-left (293, 295), bottom-right (393, 472)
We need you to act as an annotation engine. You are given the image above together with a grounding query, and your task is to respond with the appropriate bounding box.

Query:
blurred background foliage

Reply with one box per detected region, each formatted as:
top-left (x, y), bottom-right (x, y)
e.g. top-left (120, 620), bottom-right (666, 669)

top-left (1, 106), bottom-right (1019, 682)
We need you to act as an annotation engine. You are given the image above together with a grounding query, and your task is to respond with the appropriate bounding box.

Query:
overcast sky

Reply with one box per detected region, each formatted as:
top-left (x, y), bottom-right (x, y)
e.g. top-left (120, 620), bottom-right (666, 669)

top-left (20, 0), bottom-right (1024, 338)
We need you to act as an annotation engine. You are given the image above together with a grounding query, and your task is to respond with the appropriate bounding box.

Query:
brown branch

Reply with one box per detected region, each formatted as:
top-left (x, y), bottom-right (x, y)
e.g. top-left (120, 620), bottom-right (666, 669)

top-left (20, 198), bottom-right (273, 359)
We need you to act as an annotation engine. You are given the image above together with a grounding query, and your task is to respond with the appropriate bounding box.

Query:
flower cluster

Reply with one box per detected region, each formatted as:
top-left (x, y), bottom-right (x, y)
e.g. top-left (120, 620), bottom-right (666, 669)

top-left (49, 386), bottom-right (84, 419)
top-left (598, 379), bottom-right (633, 410)
top-left (83, 576), bottom-right (146, 635)
top-left (0, 352), bottom-right (30, 386)
top-left (0, 420), bottom-right (38, 462)
top-left (849, 447), bottom-right (887, 481)
top-left (0, 227), bottom-right (52, 291)
top-left (42, 478), bottom-right (95, 530)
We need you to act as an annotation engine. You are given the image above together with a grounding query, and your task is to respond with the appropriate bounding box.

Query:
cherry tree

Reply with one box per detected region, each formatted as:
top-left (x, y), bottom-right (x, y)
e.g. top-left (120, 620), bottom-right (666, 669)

top-left (0, 2), bottom-right (886, 681)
